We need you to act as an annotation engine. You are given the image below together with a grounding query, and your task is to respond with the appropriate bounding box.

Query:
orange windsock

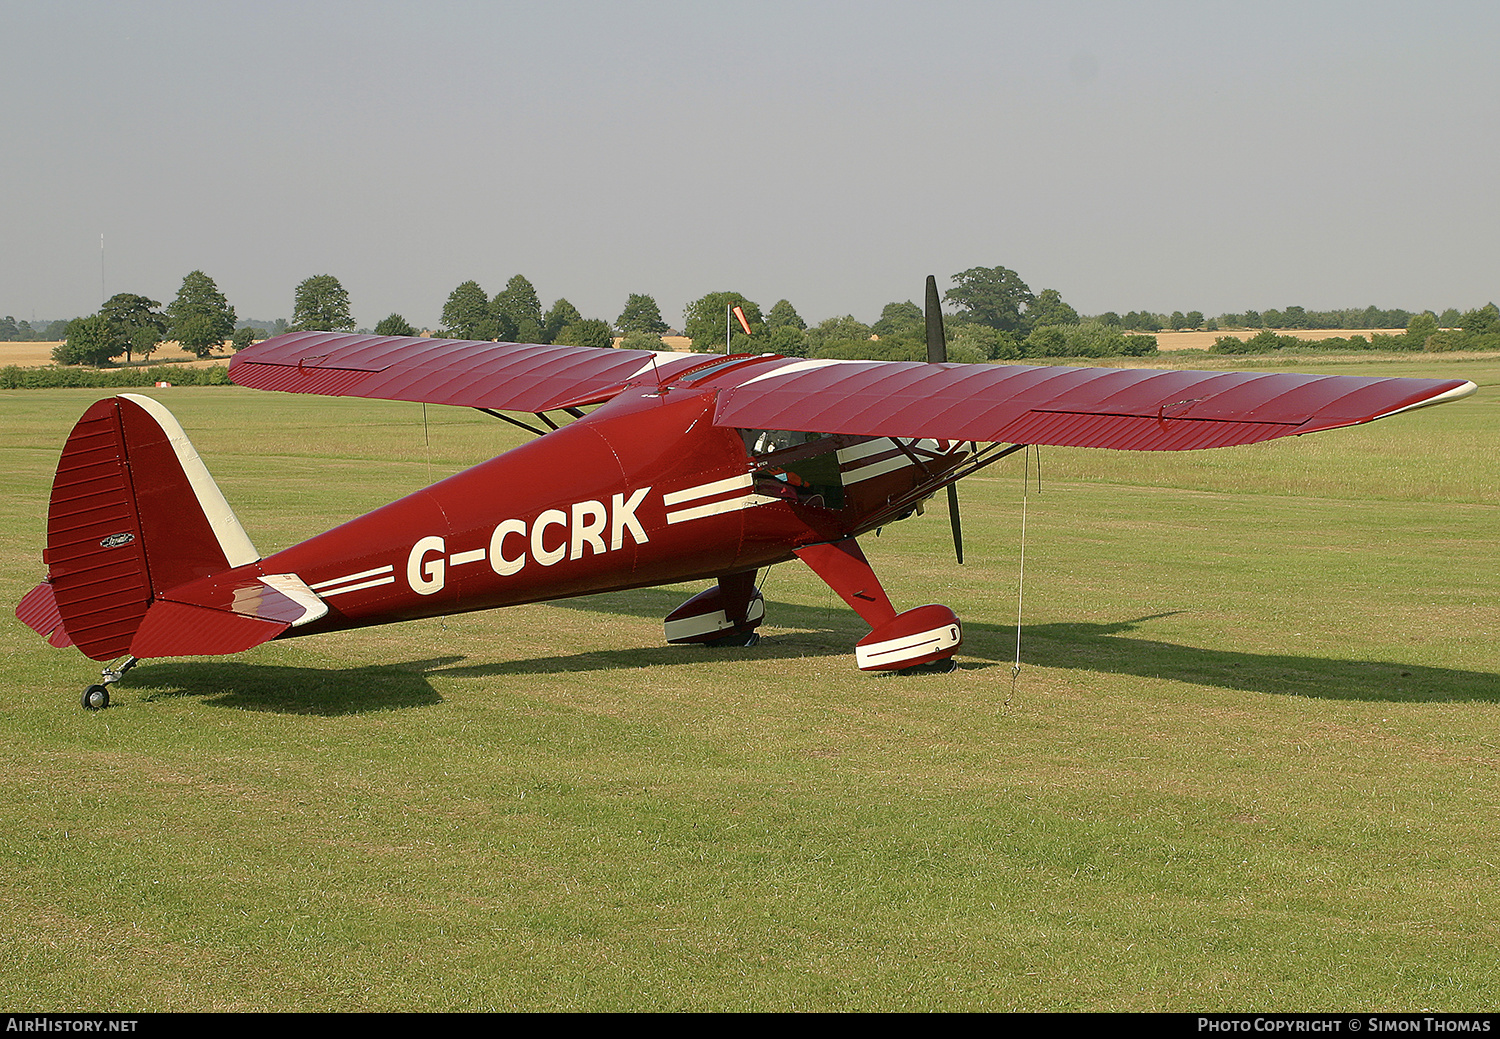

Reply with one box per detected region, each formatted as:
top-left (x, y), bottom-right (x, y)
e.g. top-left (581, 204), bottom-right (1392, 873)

top-left (732, 305), bottom-right (751, 336)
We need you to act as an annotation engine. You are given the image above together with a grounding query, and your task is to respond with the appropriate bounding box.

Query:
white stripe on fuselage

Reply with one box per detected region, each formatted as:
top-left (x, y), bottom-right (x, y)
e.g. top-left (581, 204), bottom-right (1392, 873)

top-left (838, 438), bottom-right (970, 486)
top-left (311, 564), bottom-right (397, 598)
top-left (664, 473), bottom-right (780, 524)
top-left (666, 493), bottom-right (782, 525)
top-left (663, 473), bottom-right (753, 506)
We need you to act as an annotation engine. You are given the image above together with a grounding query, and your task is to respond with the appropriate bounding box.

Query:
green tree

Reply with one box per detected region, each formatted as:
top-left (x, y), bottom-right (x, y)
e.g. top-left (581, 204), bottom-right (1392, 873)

top-left (945, 266), bottom-right (1034, 332)
top-left (805, 315), bottom-right (874, 357)
top-left (544, 299), bottom-right (583, 343)
top-left (100, 292), bottom-right (167, 362)
top-left (764, 299), bottom-right (807, 332)
top-left (494, 275), bottom-right (543, 342)
top-left (231, 327), bottom-right (256, 351)
top-left (553, 317), bottom-right (614, 350)
top-left (616, 293), bottom-right (668, 335)
top-left (1121, 310), bottom-right (1163, 332)
top-left (291, 274), bottom-right (353, 332)
top-left (683, 291), bottom-right (763, 353)
top-left (441, 281), bottom-right (496, 340)
top-left (952, 323), bottom-right (1019, 360)
top-left (618, 329), bottom-right (666, 352)
top-left (167, 270), bottom-right (237, 357)
top-left (374, 313), bottom-right (417, 337)
top-left (1460, 303), bottom-right (1500, 335)
top-left (54, 314), bottom-right (116, 365)
top-left (1024, 288), bottom-right (1079, 332)
top-left (763, 324), bottom-right (808, 357)
top-left (871, 300), bottom-right (923, 339)
top-left (1024, 326), bottom-right (1068, 357)
top-left (1404, 311), bottom-right (1439, 346)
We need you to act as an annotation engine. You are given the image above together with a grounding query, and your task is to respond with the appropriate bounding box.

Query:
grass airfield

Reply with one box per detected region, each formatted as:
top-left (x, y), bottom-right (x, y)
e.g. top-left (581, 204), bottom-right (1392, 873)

top-left (1, 353), bottom-right (1496, 1012)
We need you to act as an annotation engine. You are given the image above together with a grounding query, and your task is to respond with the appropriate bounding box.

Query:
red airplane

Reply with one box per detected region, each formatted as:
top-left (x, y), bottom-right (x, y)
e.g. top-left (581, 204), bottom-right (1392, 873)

top-left (16, 279), bottom-right (1477, 709)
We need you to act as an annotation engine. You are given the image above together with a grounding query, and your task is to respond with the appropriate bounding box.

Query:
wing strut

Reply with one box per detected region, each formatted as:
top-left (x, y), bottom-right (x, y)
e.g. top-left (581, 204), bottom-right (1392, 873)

top-left (1008, 446), bottom-right (1037, 711)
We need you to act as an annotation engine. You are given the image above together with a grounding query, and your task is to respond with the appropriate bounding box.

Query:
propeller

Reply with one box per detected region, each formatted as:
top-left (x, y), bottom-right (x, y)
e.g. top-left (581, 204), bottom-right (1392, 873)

top-left (925, 275), bottom-right (964, 565)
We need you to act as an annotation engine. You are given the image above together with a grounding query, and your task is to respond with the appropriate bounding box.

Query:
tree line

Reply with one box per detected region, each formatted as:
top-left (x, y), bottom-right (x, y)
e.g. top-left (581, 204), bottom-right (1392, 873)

top-left (677, 269), bottom-right (1157, 361)
top-left (45, 271), bottom-right (356, 366)
top-left (19, 262), bottom-right (1498, 367)
top-left (1211, 304), bottom-right (1500, 355)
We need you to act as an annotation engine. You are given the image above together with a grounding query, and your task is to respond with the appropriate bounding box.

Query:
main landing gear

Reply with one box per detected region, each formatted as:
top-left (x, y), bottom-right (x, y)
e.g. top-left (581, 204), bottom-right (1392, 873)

top-left (80, 657), bottom-right (138, 710)
top-left (792, 538), bottom-right (962, 672)
top-left (665, 571), bottom-right (766, 648)
top-left (666, 537), bottom-right (963, 673)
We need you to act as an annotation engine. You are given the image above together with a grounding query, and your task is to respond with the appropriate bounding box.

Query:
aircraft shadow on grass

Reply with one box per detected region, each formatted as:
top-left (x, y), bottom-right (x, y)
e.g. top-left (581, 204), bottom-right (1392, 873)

top-left (126, 656), bottom-right (461, 716)
top-left (548, 586), bottom-right (1500, 705)
top-left (122, 588), bottom-right (1497, 713)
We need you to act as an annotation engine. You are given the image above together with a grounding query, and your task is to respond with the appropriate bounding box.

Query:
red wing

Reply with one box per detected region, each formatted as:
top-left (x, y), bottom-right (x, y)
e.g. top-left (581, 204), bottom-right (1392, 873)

top-left (229, 332), bottom-right (686, 412)
top-left (714, 359), bottom-right (1477, 450)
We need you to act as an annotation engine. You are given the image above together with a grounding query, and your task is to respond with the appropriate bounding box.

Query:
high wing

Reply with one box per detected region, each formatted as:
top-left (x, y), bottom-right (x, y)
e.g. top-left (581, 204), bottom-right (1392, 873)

top-left (228, 331), bottom-right (698, 412)
top-left (230, 332), bottom-right (1476, 451)
top-left (714, 358), bottom-right (1477, 450)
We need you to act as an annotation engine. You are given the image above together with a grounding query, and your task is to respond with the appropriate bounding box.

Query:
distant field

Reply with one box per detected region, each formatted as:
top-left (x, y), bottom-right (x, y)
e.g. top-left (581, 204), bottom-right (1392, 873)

top-left (0, 340), bottom-right (231, 367)
top-left (1, 352), bottom-right (1495, 1011)
top-left (1151, 329), bottom-right (1407, 351)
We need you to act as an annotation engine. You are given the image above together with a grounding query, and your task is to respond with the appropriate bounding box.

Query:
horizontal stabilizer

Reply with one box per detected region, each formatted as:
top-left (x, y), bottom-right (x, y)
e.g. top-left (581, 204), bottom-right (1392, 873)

top-left (129, 571), bottom-right (328, 659)
top-left (131, 600), bottom-right (289, 658)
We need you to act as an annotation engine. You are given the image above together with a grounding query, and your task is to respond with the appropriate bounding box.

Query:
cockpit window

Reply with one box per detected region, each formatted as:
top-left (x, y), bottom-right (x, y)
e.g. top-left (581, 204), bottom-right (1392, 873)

top-left (740, 429), bottom-right (845, 509)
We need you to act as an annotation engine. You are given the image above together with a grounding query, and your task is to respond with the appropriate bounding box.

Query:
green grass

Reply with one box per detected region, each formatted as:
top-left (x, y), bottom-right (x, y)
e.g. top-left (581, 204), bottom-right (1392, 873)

top-left (1, 354), bottom-right (1496, 1011)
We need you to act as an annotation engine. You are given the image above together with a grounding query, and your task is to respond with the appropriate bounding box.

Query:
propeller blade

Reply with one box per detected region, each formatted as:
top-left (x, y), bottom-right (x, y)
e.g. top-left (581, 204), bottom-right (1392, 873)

top-left (947, 483), bottom-right (964, 565)
top-left (925, 274), bottom-right (946, 364)
top-left (927, 276), bottom-right (963, 561)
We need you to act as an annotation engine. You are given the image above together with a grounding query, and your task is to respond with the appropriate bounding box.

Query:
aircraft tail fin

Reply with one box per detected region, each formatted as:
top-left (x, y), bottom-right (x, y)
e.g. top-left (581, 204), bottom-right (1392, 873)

top-left (33, 394), bottom-right (263, 661)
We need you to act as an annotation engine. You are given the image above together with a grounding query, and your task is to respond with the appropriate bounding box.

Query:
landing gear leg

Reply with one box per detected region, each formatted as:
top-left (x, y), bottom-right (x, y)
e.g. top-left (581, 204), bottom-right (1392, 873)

top-left (794, 538), bottom-right (962, 672)
top-left (81, 656), bottom-right (138, 711)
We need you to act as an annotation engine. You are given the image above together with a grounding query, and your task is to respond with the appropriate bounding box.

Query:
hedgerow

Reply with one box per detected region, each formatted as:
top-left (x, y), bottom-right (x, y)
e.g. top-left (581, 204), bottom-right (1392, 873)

top-left (0, 364), bottom-right (232, 389)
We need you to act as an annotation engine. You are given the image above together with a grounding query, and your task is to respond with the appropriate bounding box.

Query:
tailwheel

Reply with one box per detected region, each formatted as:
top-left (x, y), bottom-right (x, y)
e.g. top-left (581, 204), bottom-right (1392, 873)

top-left (79, 656), bottom-right (137, 710)
top-left (81, 684), bottom-right (109, 711)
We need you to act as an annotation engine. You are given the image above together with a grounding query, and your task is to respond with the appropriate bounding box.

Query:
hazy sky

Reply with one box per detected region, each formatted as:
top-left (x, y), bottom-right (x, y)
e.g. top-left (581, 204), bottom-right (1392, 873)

top-left (4, 0), bottom-right (1497, 330)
